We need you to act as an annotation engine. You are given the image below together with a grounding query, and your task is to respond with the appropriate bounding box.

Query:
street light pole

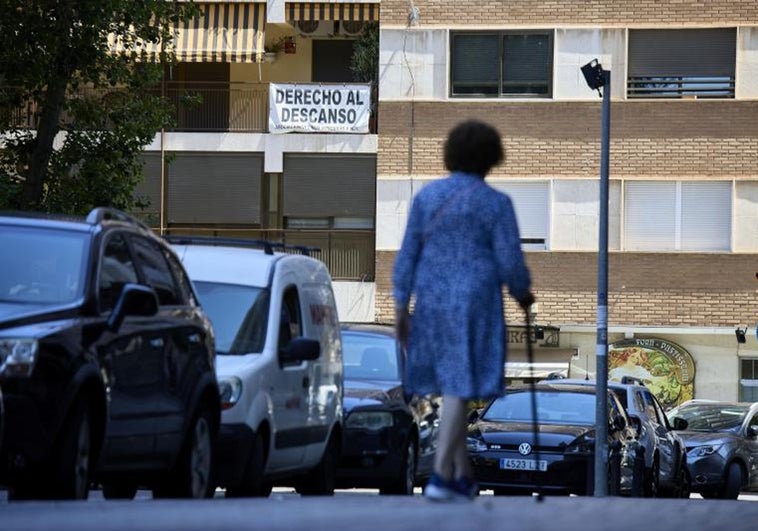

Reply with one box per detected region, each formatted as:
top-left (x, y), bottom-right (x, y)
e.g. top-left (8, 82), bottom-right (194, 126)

top-left (581, 59), bottom-right (611, 497)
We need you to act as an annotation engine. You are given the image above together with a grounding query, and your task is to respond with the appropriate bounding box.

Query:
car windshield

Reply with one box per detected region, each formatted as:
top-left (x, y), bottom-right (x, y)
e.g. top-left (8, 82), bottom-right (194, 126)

top-left (483, 390), bottom-right (596, 424)
top-left (667, 403), bottom-right (749, 432)
top-left (342, 332), bottom-right (399, 380)
top-left (0, 226), bottom-right (88, 305)
top-left (193, 281), bottom-right (269, 355)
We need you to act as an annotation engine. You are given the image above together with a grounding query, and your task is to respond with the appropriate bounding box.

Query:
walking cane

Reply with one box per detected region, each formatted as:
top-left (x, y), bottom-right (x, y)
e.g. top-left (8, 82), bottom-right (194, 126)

top-left (524, 305), bottom-right (544, 502)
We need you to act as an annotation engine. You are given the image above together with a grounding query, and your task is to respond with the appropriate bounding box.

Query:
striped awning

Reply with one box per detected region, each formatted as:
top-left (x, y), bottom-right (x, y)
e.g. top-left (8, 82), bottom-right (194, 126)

top-left (286, 2), bottom-right (379, 21)
top-left (109, 3), bottom-right (266, 63)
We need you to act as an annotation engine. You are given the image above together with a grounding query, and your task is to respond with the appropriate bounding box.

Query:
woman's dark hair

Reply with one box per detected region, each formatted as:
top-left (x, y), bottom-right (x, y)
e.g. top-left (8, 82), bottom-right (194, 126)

top-left (443, 119), bottom-right (504, 177)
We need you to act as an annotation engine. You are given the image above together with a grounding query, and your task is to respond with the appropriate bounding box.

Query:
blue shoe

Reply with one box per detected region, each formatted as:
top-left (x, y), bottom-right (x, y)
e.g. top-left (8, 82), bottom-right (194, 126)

top-left (423, 473), bottom-right (455, 502)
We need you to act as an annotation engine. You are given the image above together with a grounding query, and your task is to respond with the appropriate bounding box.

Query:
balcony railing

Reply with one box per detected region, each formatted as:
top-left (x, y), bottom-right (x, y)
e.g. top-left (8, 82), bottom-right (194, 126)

top-left (627, 76), bottom-right (735, 98)
top-left (162, 227), bottom-right (375, 281)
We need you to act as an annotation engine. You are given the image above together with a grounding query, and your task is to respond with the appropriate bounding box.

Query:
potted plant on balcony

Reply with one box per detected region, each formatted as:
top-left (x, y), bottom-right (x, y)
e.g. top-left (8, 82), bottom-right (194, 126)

top-left (264, 36), bottom-right (287, 63)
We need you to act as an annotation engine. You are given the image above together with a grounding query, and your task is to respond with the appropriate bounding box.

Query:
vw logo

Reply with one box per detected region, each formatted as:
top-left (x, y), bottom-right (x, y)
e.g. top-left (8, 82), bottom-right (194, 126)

top-left (518, 443), bottom-right (532, 456)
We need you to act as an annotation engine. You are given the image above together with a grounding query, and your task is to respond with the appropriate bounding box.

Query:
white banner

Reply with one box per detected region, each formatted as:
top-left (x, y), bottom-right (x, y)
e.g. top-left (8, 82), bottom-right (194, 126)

top-left (269, 83), bottom-right (371, 134)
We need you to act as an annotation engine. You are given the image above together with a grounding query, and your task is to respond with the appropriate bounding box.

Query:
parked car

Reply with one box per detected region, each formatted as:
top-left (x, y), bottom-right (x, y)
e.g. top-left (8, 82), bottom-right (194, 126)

top-left (171, 237), bottom-right (343, 497)
top-left (0, 208), bottom-right (220, 500)
top-left (337, 323), bottom-right (440, 495)
top-left (467, 382), bottom-right (636, 496)
top-left (549, 377), bottom-right (690, 497)
top-left (666, 400), bottom-right (758, 499)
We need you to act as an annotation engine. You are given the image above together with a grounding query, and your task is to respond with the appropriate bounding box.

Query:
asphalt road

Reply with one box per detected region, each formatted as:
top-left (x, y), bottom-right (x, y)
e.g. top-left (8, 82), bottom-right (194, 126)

top-left (0, 489), bottom-right (757, 531)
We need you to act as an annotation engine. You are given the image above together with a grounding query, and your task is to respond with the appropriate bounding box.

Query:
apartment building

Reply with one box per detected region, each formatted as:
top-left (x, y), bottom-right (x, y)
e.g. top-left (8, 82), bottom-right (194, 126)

top-left (375, 0), bottom-right (758, 404)
top-left (133, 0), bottom-right (380, 323)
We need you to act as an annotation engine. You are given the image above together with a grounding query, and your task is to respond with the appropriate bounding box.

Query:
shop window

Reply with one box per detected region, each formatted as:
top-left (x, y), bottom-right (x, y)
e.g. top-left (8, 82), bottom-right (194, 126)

top-left (627, 29), bottom-right (736, 99)
top-left (624, 181), bottom-right (731, 251)
top-left (450, 31), bottom-right (553, 97)
top-left (740, 358), bottom-right (758, 402)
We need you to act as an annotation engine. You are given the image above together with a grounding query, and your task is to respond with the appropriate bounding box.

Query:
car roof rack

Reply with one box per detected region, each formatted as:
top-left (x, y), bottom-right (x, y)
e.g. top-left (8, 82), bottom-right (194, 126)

top-left (86, 207), bottom-right (151, 232)
top-left (620, 376), bottom-right (646, 387)
top-left (164, 235), bottom-right (319, 257)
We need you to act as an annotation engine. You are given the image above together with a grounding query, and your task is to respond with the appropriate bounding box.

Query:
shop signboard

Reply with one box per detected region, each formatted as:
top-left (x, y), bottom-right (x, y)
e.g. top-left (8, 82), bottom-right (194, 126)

top-left (609, 338), bottom-right (695, 409)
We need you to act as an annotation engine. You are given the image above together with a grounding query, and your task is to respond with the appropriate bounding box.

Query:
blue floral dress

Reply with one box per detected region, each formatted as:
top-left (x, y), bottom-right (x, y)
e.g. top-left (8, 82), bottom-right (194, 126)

top-left (393, 172), bottom-right (531, 400)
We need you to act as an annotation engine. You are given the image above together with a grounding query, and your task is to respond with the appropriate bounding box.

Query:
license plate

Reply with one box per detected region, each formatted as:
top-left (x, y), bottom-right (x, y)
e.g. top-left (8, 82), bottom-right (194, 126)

top-left (499, 458), bottom-right (547, 472)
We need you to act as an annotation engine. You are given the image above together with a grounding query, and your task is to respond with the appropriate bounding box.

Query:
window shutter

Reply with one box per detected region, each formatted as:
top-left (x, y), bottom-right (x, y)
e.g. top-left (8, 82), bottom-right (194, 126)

top-left (167, 153), bottom-right (262, 224)
top-left (624, 182), bottom-right (677, 250)
top-left (681, 182), bottom-right (731, 251)
top-left (502, 34), bottom-right (551, 89)
top-left (283, 155), bottom-right (376, 217)
top-left (451, 34), bottom-right (499, 94)
top-left (490, 182), bottom-right (549, 242)
top-left (628, 29), bottom-right (736, 78)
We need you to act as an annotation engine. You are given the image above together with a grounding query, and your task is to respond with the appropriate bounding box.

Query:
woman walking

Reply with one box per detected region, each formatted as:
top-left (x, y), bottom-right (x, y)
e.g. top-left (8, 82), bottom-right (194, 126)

top-left (393, 119), bottom-right (534, 502)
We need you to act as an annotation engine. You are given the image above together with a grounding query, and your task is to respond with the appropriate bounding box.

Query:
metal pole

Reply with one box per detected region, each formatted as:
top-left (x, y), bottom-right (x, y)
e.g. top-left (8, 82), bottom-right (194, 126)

top-left (594, 68), bottom-right (611, 497)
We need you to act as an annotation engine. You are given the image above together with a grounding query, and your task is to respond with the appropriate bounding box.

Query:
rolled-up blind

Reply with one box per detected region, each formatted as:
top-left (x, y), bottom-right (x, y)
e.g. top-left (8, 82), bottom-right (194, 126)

top-left (628, 29), bottom-right (736, 77)
top-left (283, 155), bottom-right (375, 217)
top-left (168, 153), bottom-right (262, 224)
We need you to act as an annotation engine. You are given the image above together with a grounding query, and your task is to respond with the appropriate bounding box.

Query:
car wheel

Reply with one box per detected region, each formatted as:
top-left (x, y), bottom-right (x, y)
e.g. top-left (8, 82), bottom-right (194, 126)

top-left (719, 462), bottom-right (743, 500)
top-left (298, 432), bottom-right (338, 496)
top-left (644, 456), bottom-right (660, 498)
top-left (226, 432), bottom-right (271, 498)
top-left (380, 438), bottom-right (417, 495)
top-left (50, 400), bottom-right (92, 500)
top-left (154, 405), bottom-right (214, 499)
top-left (102, 481), bottom-right (138, 500)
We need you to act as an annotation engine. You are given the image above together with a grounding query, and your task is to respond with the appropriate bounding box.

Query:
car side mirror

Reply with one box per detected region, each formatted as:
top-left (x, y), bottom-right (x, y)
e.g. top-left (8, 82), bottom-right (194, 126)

top-left (107, 283), bottom-right (159, 332)
top-left (747, 426), bottom-right (758, 438)
top-left (279, 337), bottom-right (320, 366)
top-left (468, 409), bottom-right (480, 423)
top-left (671, 417), bottom-right (689, 431)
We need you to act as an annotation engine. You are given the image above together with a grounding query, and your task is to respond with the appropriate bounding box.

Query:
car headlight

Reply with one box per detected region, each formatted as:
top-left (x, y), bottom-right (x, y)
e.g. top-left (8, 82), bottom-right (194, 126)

top-left (687, 444), bottom-right (722, 457)
top-left (345, 411), bottom-right (394, 431)
top-left (466, 437), bottom-right (488, 453)
top-left (0, 339), bottom-right (39, 378)
top-left (218, 377), bottom-right (243, 410)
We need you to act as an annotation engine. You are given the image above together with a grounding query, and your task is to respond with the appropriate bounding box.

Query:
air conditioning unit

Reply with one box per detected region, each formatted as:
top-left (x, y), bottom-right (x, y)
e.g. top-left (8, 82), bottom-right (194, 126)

top-left (337, 20), bottom-right (365, 37)
top-left (296, 20), bottom-right (336, 37)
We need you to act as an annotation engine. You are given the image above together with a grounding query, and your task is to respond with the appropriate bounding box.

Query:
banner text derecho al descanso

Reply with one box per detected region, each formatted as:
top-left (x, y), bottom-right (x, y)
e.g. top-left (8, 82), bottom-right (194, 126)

top-left (269, 83), bottom-right (371, 134)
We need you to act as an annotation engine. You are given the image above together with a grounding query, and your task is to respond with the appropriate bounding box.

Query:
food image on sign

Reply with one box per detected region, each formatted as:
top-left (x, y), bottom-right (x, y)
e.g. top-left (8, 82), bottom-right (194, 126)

top-left (608, 338), bottom-right (695, 409)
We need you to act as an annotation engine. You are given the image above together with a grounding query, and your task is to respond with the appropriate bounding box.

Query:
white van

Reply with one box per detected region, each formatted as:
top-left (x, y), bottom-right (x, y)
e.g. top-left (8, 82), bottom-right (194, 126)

top-left (171, 239), bottom-right (343, 496)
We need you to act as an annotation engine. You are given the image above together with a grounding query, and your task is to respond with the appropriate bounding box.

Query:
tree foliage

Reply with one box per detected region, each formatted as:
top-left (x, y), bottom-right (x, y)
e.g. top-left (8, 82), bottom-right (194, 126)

top-left (0, 0), bottom-right (198, 215)
top-left (350, 22), bottom-right (379, 113)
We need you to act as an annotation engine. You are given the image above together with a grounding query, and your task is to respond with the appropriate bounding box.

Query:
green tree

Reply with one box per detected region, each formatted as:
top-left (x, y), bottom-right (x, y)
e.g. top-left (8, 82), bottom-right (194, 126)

top-left (0, 0), bottom-right (199, 215)
top-left (350, 22), bottom-right (379, 115)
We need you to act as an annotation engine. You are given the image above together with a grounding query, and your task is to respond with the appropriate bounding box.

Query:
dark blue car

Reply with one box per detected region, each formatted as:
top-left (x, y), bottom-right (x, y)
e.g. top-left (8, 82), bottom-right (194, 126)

top-left (337, 323), bottom-right (440, 495)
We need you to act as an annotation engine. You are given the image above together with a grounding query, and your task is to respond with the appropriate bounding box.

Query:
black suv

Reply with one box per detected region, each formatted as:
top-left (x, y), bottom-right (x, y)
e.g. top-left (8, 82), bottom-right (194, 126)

top-left (0, 208), bottom-right (219, 500)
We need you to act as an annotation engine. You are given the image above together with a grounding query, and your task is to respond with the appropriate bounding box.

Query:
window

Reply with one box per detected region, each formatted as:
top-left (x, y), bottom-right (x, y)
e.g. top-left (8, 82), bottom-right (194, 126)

top-left (130, 236), bottom-right (182, 306)
top-left (451, 31), bottom-right (553, 97)
top-left (279, 286), bottom-right (302, 350)
top-left (624, 181), bottom-right (731, 251)
top-left (740, 359), bottom-right (758, 402)
top-left (489, 181), bottom-right (550, 249)
top-left (99, 234), bottom-right (138, 313)
top-left (627, 29), bottom-right (736, 99)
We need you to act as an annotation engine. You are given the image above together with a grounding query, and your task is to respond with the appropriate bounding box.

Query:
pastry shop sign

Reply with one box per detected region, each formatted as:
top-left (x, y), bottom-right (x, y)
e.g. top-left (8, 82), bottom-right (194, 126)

top-left (608, 338), bottom-right (696, 409)
top-left (269, 83), bottom-right (371, 134)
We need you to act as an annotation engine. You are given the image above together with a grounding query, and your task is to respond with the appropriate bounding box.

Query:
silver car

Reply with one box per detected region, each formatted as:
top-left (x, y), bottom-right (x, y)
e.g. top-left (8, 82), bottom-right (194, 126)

top-left (666, 400), bottom-right (758, 499)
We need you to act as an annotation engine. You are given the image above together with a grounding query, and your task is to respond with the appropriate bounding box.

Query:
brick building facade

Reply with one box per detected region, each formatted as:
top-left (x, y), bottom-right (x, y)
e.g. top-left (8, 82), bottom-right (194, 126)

top-left (375, 0), bottom-right (758, 401)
